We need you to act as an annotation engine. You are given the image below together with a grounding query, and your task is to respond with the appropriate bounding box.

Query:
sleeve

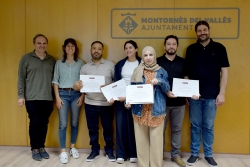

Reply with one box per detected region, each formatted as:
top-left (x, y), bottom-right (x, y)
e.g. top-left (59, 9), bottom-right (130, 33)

top-left (52, 61), bottom-right (60, 85)
top-left (220, 45), bottom-right (230, 67)
top-left (114, 63), bottom-right (119, 82)
top-left (111, 62), bottom-right (115, 81)
top-left (157, 69), bottom-right (170, 93)
top-left (80, 64), bottom-right (86, 75)
top-left (17, 56), bottom-right (27, 99)
top-left (183, 46), bottom-right (191, 77)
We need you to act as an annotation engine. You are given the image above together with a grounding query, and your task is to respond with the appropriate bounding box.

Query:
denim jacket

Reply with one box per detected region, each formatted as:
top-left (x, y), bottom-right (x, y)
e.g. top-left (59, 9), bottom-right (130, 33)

top-left (131, 67), bottom-right (170, 117)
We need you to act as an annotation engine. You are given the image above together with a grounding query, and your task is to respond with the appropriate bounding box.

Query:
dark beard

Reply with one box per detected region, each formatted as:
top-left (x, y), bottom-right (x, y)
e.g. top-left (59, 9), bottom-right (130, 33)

top-left (166, 50), bottom-right (176, 55)
top-left (198, 34), bottom-right (209, 43)
top-left (91, 53), bottom-right (102, 60)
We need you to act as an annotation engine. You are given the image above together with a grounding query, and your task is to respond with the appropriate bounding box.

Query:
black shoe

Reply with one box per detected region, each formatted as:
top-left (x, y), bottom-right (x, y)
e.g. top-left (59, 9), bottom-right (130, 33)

top-left (106, 152), bottom-right (116, 162)
top-left (205, 157), bottom-right (218, 167)
top-left (187, 155), bottom-right (199, 166)
top-left (39, 148), bottom-right (49, 159)
top-left (86, 152), bottom-right (99, 162)
top-left (32, 149), bottom-right (42, 161)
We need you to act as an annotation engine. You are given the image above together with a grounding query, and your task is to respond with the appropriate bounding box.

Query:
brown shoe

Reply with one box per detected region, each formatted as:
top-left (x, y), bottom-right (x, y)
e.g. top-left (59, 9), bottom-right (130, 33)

top-left (171, 157), bottom-right (186, 167)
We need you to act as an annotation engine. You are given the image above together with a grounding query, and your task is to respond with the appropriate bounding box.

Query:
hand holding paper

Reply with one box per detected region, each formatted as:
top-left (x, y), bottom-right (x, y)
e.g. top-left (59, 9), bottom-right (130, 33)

top-left (172, 78), bottom-right (199, 97)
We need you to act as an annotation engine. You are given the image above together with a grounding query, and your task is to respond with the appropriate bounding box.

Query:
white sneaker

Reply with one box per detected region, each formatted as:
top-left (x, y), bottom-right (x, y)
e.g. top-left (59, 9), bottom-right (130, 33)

top-left (130, 158), bottom-right (137, 163)
top-left (59, 152), bottom-right (69, 164)
top-left (117, 158), bottom-right (124, 164)
top-left (70, 148), bottom-right (80, 159)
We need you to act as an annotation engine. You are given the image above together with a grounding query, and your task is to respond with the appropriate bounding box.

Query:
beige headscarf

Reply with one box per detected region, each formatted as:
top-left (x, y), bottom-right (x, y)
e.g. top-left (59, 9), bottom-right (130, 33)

top-left (131, 46), bottom-right (160, 82)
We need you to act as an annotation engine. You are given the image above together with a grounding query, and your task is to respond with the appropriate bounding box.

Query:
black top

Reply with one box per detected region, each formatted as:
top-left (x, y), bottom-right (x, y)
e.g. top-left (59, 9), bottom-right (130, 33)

top-left (157, 54), bottom-right (186, 106)
top-left (184, 39), bottom-right (230, 99)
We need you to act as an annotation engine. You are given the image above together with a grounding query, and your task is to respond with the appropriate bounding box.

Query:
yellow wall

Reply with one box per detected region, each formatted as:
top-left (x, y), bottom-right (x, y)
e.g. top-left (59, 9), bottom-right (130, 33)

top-left (0, 0), bottom-right (249, 154)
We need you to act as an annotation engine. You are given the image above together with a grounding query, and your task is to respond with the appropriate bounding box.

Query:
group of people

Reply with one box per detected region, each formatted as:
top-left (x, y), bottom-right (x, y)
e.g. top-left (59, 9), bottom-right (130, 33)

top-left (17, 20), bottom-right (229, 167)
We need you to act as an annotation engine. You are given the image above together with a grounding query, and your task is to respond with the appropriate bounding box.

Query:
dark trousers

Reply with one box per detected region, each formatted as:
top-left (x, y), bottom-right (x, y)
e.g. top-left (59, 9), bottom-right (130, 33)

top-left (25, 100), bottom-right (53, 150)
top-left (85, 103), bottom-right (114, 154)
top-left (115, 101), bottom-right (137, 159)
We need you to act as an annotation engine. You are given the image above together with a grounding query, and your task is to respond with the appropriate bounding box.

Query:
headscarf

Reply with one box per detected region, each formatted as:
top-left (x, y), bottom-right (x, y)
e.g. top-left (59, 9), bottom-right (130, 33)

top-left (131, 46), bottom-right (160, 82)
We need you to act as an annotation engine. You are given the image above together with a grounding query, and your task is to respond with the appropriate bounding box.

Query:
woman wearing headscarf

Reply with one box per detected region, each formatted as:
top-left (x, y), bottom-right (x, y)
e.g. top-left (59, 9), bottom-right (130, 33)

top-left (126, 46), bottom-right (172, 167)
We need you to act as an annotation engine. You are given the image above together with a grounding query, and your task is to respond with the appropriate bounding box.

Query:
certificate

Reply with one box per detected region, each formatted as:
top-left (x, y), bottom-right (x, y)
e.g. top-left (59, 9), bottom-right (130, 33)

top-left (172, 78), bottom-right (199, 97)
top-left (101, 79), bottom-right (126, 101)
top-left (80, 75), bottom-right (105, 92)
top-left (126, 84), bottom-right (154, 104)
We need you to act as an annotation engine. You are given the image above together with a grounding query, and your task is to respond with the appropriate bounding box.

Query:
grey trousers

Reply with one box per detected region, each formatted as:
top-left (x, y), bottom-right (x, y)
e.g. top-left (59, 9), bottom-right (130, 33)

top-left (163, 105), bottom-right (185, 158)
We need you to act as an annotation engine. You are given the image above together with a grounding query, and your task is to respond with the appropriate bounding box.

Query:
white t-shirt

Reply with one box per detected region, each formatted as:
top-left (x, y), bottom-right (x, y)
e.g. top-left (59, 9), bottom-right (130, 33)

top-left (121, 60), bottom-right (139, 85)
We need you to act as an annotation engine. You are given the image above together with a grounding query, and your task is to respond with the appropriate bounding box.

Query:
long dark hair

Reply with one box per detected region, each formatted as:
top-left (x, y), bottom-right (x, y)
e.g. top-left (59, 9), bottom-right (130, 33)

top-left (124, 40), bottom-right (139, 57)
top-left (62, 38), bottom-right (79, 62)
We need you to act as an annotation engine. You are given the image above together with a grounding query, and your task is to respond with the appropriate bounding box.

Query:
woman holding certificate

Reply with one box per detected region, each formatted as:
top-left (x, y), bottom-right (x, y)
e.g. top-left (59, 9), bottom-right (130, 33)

top-left (126, 46), bottom-right (171, 167)
top-left (52, 38), bottom-right (84, 164)
top-left (111, 40), bottom-right (141, 164)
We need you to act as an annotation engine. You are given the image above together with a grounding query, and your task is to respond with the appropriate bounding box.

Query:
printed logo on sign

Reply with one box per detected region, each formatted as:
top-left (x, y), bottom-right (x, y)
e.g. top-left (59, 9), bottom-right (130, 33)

top-left (111, 8), bottom-right (240, 39)
top-left (119, 13), bottom-right (138, 34)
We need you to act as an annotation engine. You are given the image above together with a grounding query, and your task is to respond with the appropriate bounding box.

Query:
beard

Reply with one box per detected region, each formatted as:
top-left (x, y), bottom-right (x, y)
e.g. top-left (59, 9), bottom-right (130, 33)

top-left (91, 52), bottom-right (102, 60)
top-left (166, 49), bottom-right (176, 55)
top-left (198, 34), bottom-right (210, 43)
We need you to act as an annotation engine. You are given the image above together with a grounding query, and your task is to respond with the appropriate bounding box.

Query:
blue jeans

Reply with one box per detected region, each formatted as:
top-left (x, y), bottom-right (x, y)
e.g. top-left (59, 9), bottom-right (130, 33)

top-left (58, 90), bottom-right (82, 149)
top-left (188, 98), bottom-right (217, 157)
top-left (85, 103), bottom-right (114, 154)
top-left (25, 100), bottom-right (53, 150)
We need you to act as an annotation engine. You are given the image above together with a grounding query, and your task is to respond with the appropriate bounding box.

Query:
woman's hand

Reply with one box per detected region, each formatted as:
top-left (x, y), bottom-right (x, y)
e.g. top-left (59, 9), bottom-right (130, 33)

top-left (117, 97), bottom-right (126, 102)
top-left (125, 102), bottom-right (131, 109)
top-left (151, 78), bottom-right (159, 85)
top-left (56, 97), bottom-right (64, 109)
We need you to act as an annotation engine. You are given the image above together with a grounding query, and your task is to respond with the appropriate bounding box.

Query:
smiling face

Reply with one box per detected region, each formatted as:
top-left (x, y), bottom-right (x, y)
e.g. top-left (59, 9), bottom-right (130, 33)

top-left (91, 42), bottom-right (103, 60)
top-left (143, 50), bottom-right (155, 66)
top-left (33, 36), bottom-right (47, 53)
top-left (124, 43), bottom-right (137, 58)
top-left (65, 42), bottom-right (75, 56)
top-left (164, 38), bottom-right (178, 56)
top-left (196, 24), bottom-right (210, 43)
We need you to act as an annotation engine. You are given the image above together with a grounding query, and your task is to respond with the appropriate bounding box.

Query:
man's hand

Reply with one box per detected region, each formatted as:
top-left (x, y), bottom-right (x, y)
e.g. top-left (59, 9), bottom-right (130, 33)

top-left (216, 93), bottom-right (225, 106)
top-left (18, 98), bottom-right (25, 107)
top-left (77, 94), bottom-right (84, 107)
top-left (108, 98), bottom-right (115, 104)
top-left (191, 95), bottom-right (200, 100)
top-left (73, 80), bottom-right (83, 91)
top-left (166, 91), bottom-right (177, 98)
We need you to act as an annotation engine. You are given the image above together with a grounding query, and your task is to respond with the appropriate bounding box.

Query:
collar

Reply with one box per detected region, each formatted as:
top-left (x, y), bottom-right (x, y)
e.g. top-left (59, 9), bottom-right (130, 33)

top-left (90, 58), bottom-right (105, 65)
top-left (196, 38), bottom-right (214, 47)
top-left (31, 50), bottom-right (49, 60)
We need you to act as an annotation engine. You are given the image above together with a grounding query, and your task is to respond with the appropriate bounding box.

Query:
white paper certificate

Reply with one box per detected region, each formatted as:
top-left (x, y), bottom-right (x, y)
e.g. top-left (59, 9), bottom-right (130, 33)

top-left (80, 75), bottom-right (105, 92)
top-left (172, 78), bottom-right (199, 97)
top-left (126, 84), bottom-right (154, 104)
top-left (101, 79), bottom-right (127, 101)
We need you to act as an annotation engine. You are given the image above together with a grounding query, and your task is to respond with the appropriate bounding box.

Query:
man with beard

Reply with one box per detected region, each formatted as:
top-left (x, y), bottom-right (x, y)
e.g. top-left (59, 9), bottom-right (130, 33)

top-left (73, 41), bottom-right (116, 162)
top-left (157, 35), bottom-right (186, 167)
top-left (17, 34), bottom-right (55, 161)
top-left (185, 21), bottom-right (229, 167)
